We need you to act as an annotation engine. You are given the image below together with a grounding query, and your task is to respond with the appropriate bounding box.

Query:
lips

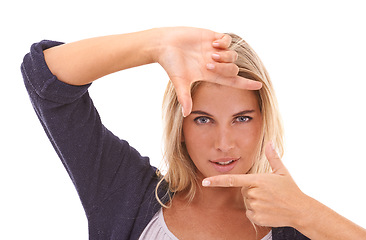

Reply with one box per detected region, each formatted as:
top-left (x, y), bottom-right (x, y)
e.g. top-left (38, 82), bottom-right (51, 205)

top-left (209, 157), bottom-right (240, 173)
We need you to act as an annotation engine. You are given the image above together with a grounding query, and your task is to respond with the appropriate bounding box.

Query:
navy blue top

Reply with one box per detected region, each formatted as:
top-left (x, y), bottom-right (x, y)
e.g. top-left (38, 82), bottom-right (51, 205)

top-left (21, 40), bottom-right (309, 240)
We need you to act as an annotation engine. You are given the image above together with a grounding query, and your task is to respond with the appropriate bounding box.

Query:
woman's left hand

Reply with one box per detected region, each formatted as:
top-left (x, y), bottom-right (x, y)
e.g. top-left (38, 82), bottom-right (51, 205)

top-left (202, 142), bottom-right (310, 228)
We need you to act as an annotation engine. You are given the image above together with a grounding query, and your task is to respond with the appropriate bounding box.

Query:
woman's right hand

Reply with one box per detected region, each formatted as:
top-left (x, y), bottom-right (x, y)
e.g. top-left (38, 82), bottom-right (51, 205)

top-left (154, 27), bottom-right (262, 117)
top-left (44, 27), bottom-right (261, 117)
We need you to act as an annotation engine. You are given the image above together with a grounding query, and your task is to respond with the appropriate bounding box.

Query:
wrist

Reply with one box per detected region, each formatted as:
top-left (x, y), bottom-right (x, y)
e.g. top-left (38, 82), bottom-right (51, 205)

top-left (144, 28), bottom-right (165, 64)
top-left (106, 28), bottom-right (163, 72)
top-left (291, 194), bottom-right (321, 234)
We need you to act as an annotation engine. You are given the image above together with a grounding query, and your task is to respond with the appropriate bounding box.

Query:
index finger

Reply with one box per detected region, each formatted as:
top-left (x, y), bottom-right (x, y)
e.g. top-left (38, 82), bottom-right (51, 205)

top-left (202, 174), bottom-right (257, 188)
top-left (207, 73), bottom-right (262, 91)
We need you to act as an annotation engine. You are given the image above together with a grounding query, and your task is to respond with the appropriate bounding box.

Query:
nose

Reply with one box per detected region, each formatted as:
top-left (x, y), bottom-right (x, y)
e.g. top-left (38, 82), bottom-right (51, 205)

top-left (214, 126), bottom-right (235, 152)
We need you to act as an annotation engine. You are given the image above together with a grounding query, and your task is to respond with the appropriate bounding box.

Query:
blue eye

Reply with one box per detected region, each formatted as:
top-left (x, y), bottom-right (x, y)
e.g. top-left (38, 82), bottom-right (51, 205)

top-left (194, 116), bottom-right (212, 124)
top-left (235, 116), bottom-right (252, 123)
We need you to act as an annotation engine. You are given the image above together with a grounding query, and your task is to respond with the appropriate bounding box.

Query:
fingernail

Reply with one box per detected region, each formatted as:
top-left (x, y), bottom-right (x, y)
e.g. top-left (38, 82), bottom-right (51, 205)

top-left (202, 179), bottom-right (211, 187)
top-left (212, 41), bottom-right (220, 47)
top-left (270, 140), bottom-right (280, 156)
top-left (270, 140), bottom-right (275, 151)
top-left (212, 53), bottom-right (220, 60)
top-left (181, 106), bottom-right (186, 118)
top-left (270, 140), bottom-right (277, 152)
top-left (206, 63), bottom-right (215, 70)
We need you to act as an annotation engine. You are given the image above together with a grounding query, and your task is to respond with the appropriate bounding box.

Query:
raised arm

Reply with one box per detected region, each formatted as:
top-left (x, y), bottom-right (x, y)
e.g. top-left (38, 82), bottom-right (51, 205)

top-left (43, 29), bottom-right (159, 85)
top-left (22, 28), bottom-right (262, 237)
top-left (44, 27), bottom-right (261, 116)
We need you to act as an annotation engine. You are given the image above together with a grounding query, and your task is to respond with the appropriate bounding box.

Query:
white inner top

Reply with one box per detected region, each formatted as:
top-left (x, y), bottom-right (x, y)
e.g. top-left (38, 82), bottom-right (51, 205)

top-left (139, 208), bottom-right (272, 240)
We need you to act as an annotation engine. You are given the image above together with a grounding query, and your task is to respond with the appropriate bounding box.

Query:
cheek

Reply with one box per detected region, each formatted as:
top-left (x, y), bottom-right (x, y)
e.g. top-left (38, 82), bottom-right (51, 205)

top-left (183, 119), bottom-right (209, 143)
top-left (237, 122), bottom-right (263, 154)
top-left (183, 126), bottom-right (206, 149)
top-left (243, 125), bottom-right (262, 144)
top-left (182, 123), bottom-right (213, 163)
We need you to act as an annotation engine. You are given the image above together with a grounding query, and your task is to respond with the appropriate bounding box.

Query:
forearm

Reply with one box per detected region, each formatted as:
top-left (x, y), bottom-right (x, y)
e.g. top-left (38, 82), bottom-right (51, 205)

top-left (295, 195), bottom-right (366, 239)
top-left (44, 28), bottom-right (161, 85)
top-left (42, 26), bottom-right (255, 116)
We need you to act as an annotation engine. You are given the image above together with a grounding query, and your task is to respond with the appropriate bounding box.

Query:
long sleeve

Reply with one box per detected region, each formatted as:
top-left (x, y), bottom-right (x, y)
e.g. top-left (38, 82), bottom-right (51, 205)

top-left (272, 227), bottom-right (310, 240)
top-left (21, 40), bottom-right (163, 239)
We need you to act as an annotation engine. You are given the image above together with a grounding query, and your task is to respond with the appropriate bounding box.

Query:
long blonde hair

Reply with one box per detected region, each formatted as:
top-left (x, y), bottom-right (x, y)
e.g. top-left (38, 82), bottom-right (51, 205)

top-left (156, 33), bottom-right (284, 206)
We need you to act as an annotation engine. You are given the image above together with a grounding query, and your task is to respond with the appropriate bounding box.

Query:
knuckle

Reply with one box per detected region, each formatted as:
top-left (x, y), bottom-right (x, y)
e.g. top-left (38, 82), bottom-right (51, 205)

top-left (228, 175), bottom-right (235, 186)
top-left (225, 34), bottom-right (232, 47)
top-left (217, 63), bottom-right (238, 77)
top-left (231, 51), bottom-right (239, 62)
top-left (233, 64), bottom-right (239, 75)
top-left (251, 174), bottom-right (261, 185)
top-left (219, 51), bottom-right (236, 63)
top-left (251, 214), bottom-right (261, 224)
top-left (229, 77), bottom-right (238, 87)
top-left (246, 210), bottom-right (255, 221)
top-left (241, 187), bottom-right (247, 196)
top-left (246, 198), bottom-right (254, 207)
top-left (246, 189), bottom-right (255, 199)
top-left (250, 200), bottom-right (259, 210)
top-left (224, 64), bottom-right (238, 76)
top-left (247, 210), bottom-right (264, 225)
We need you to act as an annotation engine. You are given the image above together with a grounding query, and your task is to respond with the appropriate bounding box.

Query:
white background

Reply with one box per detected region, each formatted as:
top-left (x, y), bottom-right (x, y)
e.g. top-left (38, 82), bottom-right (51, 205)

top-left (1, 0), bottom-right (365, 239)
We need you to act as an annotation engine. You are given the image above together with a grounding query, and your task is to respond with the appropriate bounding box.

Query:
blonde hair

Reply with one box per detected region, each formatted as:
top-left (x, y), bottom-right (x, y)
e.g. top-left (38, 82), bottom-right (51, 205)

top-left (156, 33), bottom-right (284, 206)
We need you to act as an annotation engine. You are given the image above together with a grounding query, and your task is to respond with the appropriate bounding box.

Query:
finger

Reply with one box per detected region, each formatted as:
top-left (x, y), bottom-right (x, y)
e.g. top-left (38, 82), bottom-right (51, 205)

top-left (206, 62), bottom-right (260, 88)
top-left (202, 174), bottom-right (256, 188)
top-left (206, 62), bottom-right (239, 77)
top-left (230, 76), bottom-right (262, 90)
top-left (245, 210), bottom-right (257, 224)
top-left (243, 195), bottom-right (252, 211)
top-left (244, 197), bottom-right (255, 211)
top-left (241, 185), bottom-right (257, 199)
top-left (211, 51), bottom-right (238, 63)
top-left (213, 33), bottom-right (232, 49)
top-left (205, 68), bottom-right (262, 90)
top-left (265, 141), bottom-right (289, 175)
top-left (172, 78), bottom-right (192, 117)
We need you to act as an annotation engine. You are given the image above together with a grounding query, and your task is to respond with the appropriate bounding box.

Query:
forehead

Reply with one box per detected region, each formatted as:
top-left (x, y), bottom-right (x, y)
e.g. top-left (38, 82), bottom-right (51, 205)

top-left (191, 82), bottom-right (260, 112)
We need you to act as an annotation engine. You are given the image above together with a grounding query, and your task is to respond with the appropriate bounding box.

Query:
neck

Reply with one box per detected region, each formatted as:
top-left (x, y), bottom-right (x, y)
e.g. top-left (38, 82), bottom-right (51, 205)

top-left (176, 182), bottom-right (245, 211)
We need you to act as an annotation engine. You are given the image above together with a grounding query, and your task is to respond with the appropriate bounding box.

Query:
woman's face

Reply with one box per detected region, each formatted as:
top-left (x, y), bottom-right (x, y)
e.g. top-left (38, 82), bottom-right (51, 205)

top-left (182, 82), bottom-right (262, 179)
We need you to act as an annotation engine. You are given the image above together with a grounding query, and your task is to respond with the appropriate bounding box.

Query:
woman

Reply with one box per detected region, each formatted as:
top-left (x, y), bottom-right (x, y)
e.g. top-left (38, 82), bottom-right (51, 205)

top-left (22, 27), bottom-right (365, 239)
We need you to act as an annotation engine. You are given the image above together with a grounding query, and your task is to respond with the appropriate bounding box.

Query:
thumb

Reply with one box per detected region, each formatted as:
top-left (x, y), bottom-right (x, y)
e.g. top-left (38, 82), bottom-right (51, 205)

top-left (172, 78), bottom-right (192, 117)
top-left (265, 141), bottom-right (289, 175)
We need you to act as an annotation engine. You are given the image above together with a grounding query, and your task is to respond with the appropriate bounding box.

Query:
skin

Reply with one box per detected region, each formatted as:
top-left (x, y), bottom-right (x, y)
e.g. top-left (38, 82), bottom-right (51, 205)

top-left (43, 27), bottom-right (366, 239)
top-left (163, 83), bottom-right (271, 239)
top-left (203, 144), bottom-right (366, 239)
top-left (44, 27), bottom-right (261, 117)
top-left (182, 83), bottom-right (262, 180)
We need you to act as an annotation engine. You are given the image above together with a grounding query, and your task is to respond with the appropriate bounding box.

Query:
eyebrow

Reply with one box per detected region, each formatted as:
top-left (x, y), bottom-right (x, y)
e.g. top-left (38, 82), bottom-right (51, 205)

top-left (190, 110), bottom-right (256, 117)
